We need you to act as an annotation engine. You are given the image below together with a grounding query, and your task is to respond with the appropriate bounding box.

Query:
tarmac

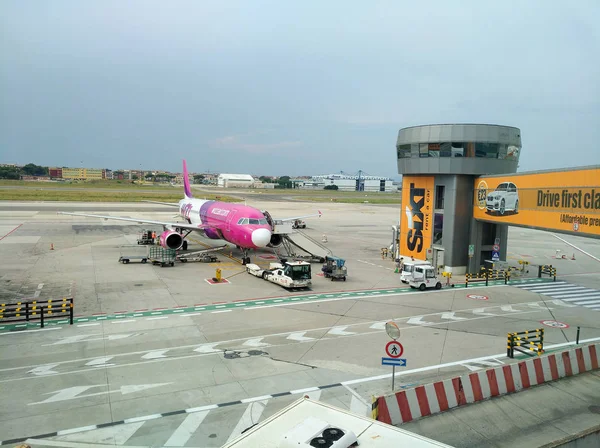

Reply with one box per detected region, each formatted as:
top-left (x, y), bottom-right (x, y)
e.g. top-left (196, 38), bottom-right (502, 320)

top-left (1, 200), bottom-right (599, 447)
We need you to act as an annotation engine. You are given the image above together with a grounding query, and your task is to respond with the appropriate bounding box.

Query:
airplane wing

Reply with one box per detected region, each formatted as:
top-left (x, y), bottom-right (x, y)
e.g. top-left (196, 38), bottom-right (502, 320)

top-left (141, 200), bottom-right (180, 207)
top-left (57, 212), bottom-right (212, 231)
top-left (275, 210), bottom-right (322, 222)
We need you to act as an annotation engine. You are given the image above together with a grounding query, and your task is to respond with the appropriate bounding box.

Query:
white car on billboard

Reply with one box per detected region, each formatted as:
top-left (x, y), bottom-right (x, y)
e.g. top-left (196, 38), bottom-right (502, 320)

top-left (486, 182), bottom-right (519, 215)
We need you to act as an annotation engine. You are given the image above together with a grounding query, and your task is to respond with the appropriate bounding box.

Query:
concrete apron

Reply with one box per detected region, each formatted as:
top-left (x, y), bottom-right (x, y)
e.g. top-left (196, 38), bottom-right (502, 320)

top-left (373, 342), bottom-right (600, 425)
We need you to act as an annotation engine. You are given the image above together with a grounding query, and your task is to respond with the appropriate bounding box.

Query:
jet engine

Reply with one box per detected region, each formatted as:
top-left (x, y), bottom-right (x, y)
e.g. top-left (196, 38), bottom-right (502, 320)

top-left (159, 230), bottom-right (184, 250)
top-left (268, 233), bottom-right (283, 248)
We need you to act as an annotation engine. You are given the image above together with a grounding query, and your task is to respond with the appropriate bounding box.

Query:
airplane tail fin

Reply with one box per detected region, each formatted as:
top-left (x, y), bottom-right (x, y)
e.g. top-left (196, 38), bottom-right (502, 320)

top-left (183, 159), bottom-right (193, 199)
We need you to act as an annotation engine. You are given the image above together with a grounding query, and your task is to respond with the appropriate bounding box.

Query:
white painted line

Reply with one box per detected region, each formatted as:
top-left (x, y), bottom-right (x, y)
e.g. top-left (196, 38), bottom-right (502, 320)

top-left (186, 404), bottom-right (218, 413)
top-left (178, 313), bottom-right (202, 317)
top-left (241, 395), bottom-right (272, 403)
top-left (56, 425), bottom-right (98, 436)
top-left (519, 282), bottom-right (567, 290)
top-left (26, 440), bottom-right (153, 448)
top-left (133, 313), bottom-right (144, 317)
top-left (111, 319), bottom-right (136, 324)
top-left (164, 410), bottom-right (209, 447)
top-left (274, 299), bottom-right (283, 303)
top-left (97, 316), bottom-right (107, 320)
top-left (256, 301), bottom-right (265, 304)
top-left (244, 305), bottom-right (277, 310)
top-left (573, 299), bottom-right (600, 306)
top-left (77, 323), bottom-right (100, 328)
top-left (226, 400), bottom-right (268, 443)
top-left (173, 309), bottom-right (184, 313)
top-left (215, 305), bottom-right (226, 308)
top-left (343, 385), bottom-right (369, 416)
top-left (150, 311), bottom-right (163, 315)
top-left (0, 327), bottom-right (61, 336)
top-left (124, 414), bottom-right (163, 424)
top-left (212, 310), bottom-right (232, 314)
top-left (78, 318), bottom-right (89, 322)
top-left (235, 303), bottom-right (247, 306)
top-left (194, 307), bottom-right (206, 311)
top-left (552, 233), bottom-right (600, 262)
top-left (290, 386), bottom-right (319, 394)
top-left (554, 293), bottom-right (600, 300)
top-left (147, 316), bottom-right (169, 321)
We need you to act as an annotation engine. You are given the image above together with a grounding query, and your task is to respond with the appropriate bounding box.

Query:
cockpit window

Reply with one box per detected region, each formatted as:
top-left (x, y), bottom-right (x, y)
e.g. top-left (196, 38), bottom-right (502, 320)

top-left (238, 218), bottom-right (268, 225)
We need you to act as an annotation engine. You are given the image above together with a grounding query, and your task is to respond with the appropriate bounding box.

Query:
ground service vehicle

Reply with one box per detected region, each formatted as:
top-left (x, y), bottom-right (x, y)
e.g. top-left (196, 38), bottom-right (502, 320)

top-left (321, 256), bottom-right (347, 281)
top-left (292, 219), bottom-right (307, 229)
top-left (400, 259), bottom-right (432, 283)
top-left (137, 229), bottom-right (155, 245)
top-left (221, 396), bottom-right (453, 447)
top-left (409, 265), bottom-right (442, 291)
top-left (246, 261), bottom-right (311, 289)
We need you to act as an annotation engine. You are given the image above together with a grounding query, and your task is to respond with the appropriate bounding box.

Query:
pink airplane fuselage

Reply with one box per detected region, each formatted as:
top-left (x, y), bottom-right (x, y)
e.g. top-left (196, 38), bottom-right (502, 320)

top-left (178, 198), bottom-right (272, 249)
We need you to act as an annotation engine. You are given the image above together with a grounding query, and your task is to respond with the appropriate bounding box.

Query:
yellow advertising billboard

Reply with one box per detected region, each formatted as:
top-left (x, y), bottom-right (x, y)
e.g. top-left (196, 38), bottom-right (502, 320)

top-left (400, 176), bottom-right (434, 259)
top-left (473, 167), bottom-right (600, 237)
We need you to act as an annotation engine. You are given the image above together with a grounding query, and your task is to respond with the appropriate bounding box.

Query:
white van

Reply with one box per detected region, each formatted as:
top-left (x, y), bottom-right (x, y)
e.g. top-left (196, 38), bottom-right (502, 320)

top-left (400, 259), bottom-right (432, 283)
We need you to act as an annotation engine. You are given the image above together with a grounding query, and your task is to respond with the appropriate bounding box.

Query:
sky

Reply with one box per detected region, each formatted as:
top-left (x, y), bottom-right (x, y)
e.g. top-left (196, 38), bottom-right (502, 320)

top-left (1, 1), bottom-right (599, 179)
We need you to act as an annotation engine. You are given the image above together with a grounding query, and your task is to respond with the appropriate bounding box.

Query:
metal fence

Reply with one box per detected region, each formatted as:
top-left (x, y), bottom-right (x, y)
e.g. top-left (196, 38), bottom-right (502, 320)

top-left (507, 328), bottom-right (544, 358)
top-left (0, 298), bottom-right (74, 327)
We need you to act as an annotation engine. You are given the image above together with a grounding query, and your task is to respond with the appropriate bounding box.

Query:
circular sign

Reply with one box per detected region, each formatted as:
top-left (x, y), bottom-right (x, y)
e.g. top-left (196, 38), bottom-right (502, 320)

top-left (492, 244), bottom-right (500, 252)
top-left (540, 320), bottom-right (570, 329)
top-left (467, 294), bottom-right (489, 301)
top-left (476, 180), bottom-right (488, 210)
top-left (385, 321), bottom-right (401, 340)
top-left (385, 340), bottom-right (404, 358)
top-left (573, 220), bottom-right (579, 231)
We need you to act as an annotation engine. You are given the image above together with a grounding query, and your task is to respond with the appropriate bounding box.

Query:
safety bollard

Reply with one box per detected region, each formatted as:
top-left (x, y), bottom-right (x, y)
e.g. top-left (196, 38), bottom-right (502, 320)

top-left (215, 268), bottom-right (222, 283)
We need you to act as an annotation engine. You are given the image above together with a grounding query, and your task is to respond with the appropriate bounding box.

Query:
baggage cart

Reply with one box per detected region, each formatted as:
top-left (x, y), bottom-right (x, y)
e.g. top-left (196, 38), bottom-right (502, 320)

top-left (118, 245), bottom-right (149, 264)
top-left (148, 246), bottom-right (176, 267)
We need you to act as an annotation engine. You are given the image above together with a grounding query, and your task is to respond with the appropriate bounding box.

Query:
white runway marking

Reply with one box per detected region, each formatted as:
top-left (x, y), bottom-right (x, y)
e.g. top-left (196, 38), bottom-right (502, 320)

top-left (164, 410), bottom-right (209, 447)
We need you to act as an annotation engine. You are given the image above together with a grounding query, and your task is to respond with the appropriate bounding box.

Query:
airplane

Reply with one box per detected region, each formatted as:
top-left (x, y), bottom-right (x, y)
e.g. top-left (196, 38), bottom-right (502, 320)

top-left (58, 160), bottom-right (321, 264)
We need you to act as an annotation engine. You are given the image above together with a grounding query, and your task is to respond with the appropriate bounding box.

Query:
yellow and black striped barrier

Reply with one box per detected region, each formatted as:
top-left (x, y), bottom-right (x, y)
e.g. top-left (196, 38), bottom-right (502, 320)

top-left (538, 265), bottom-right (557, 281)
top-left (0, 297), bottom-right (74, 327)
top-left (507, 328), bottom-right (544, 358)
top-left (465, 269), bottom-right (509, 287)
top-left (371, 396), bottom-right (379, 420)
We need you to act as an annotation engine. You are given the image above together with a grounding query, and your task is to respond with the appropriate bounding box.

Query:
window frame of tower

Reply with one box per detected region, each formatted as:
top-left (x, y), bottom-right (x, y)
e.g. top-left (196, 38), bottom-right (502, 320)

top-left (435, 185), bottom-right (445, 210)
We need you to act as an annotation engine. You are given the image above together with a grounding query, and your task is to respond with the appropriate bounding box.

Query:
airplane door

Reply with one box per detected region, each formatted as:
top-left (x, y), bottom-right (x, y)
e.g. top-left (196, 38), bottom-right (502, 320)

top-left (226, 209), bottom-right (237, 232)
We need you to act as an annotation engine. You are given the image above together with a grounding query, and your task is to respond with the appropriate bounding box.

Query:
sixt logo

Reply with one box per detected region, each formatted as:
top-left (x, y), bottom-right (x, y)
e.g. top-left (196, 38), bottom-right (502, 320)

top-left (405, 182), bottom-right (425, 252)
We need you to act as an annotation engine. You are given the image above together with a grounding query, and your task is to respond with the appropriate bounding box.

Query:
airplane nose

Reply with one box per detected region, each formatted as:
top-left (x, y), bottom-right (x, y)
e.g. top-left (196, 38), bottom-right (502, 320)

top-left (251, 228), bottom-right (271, 248)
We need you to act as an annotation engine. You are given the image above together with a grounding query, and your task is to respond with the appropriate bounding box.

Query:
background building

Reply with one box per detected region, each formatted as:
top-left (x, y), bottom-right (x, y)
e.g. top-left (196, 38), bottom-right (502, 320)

top-left (301, 173), bottom-right (395, 192)
top-left (60, 167), bottom-right (106, 180)
top-left (217, 173), bottom-right (255, 188)
top-left (396, 123), bottom-right (522, 274)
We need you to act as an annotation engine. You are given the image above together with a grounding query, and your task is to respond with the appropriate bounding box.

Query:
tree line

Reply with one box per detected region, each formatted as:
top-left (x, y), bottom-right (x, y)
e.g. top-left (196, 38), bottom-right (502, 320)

top-left (0, 163), bottom-right (48, 179)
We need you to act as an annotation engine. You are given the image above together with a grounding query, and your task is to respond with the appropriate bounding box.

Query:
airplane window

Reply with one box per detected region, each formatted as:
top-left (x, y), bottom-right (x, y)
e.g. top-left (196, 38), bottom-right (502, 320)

top-left (243, 218), bottom-right (249, 224)
top-left (249, 219), bottom-right (260, 224)
top-left (259, 218), bottom-right (268, 225)
top-left (237, 218), bottom-right (244, 225)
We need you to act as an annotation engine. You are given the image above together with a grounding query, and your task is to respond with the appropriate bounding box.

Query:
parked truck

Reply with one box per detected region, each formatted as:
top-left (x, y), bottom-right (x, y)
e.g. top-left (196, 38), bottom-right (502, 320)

top-left (246, 261), bottom-right (312, 289)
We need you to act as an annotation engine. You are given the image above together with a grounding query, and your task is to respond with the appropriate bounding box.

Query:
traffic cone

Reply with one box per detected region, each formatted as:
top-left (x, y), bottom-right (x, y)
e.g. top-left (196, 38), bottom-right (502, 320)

top-left (50, 243), bottom-right (54, 250)
top-left (322, 234), bottom-right (328, 243)
top-left (572, 253), bottom-right (575, 260)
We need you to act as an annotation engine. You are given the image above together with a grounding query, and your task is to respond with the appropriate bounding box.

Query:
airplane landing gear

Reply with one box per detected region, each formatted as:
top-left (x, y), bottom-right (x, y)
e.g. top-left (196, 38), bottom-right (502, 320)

top-left (241, 249), bottom-right (251, 265)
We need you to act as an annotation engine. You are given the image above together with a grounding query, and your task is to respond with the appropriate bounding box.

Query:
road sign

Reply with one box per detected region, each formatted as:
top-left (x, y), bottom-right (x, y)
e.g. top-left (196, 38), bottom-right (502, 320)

top-left (491, 250), bottom-right (500, 261)
top-left (468, 245), bottom-right (475, 257)
top-left (492, 244), bottom-right (500, 252)
top-left (540, 320), bottom-right (570, 329)
top-left (382, 357), bottom-right (407, 367)
top-left (494, 237), bottom-right (500, 245)
top-left (385, 340), bottom-right (403, 358)
top-left (467, 294), bottom-right (489, 301)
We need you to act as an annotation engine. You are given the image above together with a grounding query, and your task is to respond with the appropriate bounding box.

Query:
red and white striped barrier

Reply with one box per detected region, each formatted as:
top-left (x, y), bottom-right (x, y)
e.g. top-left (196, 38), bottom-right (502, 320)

top-left (375, 343), bottom-right (599, 425)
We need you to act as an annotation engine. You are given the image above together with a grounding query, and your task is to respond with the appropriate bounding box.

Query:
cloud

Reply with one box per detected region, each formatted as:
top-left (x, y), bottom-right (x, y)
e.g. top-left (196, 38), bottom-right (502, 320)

top-left (209, 135), bottom-right (302, 154)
